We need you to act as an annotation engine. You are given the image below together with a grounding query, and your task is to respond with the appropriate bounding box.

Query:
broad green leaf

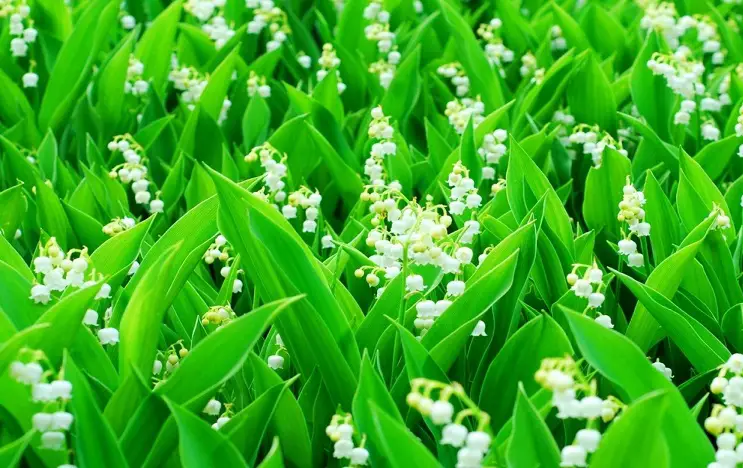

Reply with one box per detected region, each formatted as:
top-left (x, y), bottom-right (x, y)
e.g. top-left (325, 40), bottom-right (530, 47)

top-left (155, 297), bottom-right (297, 403)
top-left (168, 400), bottom-right (249, 468)
top-left (479, 315), bottom-right (572, 432)
top-left (506, 383), bottom-right (560, 468)
top-left (563, 309), bottom-right (715, 466)
top-left (65, 353), bottom-right (128, 468)
top-left (590, 391), bottom-right (671, 467)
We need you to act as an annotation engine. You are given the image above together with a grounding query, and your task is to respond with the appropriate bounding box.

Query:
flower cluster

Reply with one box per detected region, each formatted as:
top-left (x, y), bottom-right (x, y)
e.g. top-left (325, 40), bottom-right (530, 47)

top-left (447, 161), bottom-right (482, 215)
top-left (201, 305), bottom-right (238, 328)
top-left (520, 52), bottom-right (544, 85)
top-left (639, 2), bottom-right (684, 49)
top-left (29, 238), bottom-right (110, 305)
top-left (478, 128), bottom-right (508, 180)
top-left (203, 15), bottom-right (236, 50)
top-left (618, 178), bottom-right (651, 237)
top-left (204, 234), bottom-right (243, 294)
top-left (316, 43), bottom-right (347, 94)
top-left (125, 56), bottom-right (149, 98)
top-left (82, 305), bottom-right (119, 346)
top-left (364, 0), bottom-right (399, 88)
top-left (247, 70), bottom-right (271, 98)
top-left (407, 379), bottom-right (492, 467)
top-left (551, 25), bottom-right (567, 51)
top-left (11, 349), bottom-right (74, 452)
top-left (477, 17), bottom-right (514, 75)
top-left (107, 135), bottom-right (163, 213)
top-left (363, 106), bottom-right (397, 185)
top-left (246, 0), bottom-right (291, 52)
top-left (281, 187), bottom-right (323, 233)
top-left (536, 356), bottom-right (624, 467)
top-left (651, 359), bottom-right (674, 381)
top-left (153, 342), bottom-right (189, 380)
top-left (566, 262), bottom-right (611, 328)
top-left (7, 2), bottom-right (35, 58)
top-left (445, 98), bottom-right (485, 135)
top-left (184, 0), bottom-right (224, 21)
top-left (437, 62), bottom-right (470, 97)
top-left (647, 52), bottom-right (705, 99)
top-left (268, 334), bottom-right (286, 370)
top-left (168, 60), bottom-right (232, 122)
top-left (735, 103), bottom-right (743, 158)
top-left (120, 3), bottom-right (136, 30)
top-left (617, 180), bottom-right (649, 268)
top-left (244, 142), bottom-right (288, 203)
top-left (704, 354), bottom-right (743, 466)
top-left (203, 397), bottom-right (233, 430)
top-left (326, 413), bottom-right (369, 465)
top-left (567, 124), bottom-right (627, 168)
top-left (103, 217), bottom-right (137, 237)
top-left (710, 205), bottom-right (732, 232)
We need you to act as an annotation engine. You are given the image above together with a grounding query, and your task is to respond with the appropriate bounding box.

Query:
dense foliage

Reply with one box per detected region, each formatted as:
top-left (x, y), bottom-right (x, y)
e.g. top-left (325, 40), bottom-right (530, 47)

top-left (2, 0), bottom-right (743, 467)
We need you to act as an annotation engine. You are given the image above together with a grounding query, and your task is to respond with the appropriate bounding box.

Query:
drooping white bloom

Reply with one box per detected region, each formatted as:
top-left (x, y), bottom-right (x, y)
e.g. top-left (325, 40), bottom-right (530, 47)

top-left (576, 429), bottom-right (602, 453)
top-left (594, 314), bottom-right (613, 329)
top-left (33, 383), bottom-right (55, 402)
top-left (350, 447), bottom-right (369, 465)
top-left (618, 239), bottom-right (637, 255)
top-left (50, 411), bottom-right (74, 431)
top-left (22, 72), bottom-right (38, 88)
top-left (471, 320), bottom-right (487, 337)
top-left (96, 283), bottom-right (112, 300)
top-left (83, 309), bottom-right (99, 326)
top-left (32, 412), bottom-right (53, 432)
top-left (98, 327), bottom-right (120, 345)
top-left (11, 361), bottom-right (43, 385)
top-left (446, 280), bottom-right (465, 297)
top-left (560, 445), bottom-right (587, 467)
top-left (652, 359), bottom-right (674, 381)
top-left (267, 354), bottom-right (284, 369)
top-left (333, 439), bottom-right (354, 459)
top-left (405, 274), bottom-right (425, 293)
top-left (40, 431), bottom-right (66, 450)
top-left (30, 284), bottom-right (52, 304)
top-left (51, 379), bottom-right (72, 400)
top-left (628, 252), bottom-right (644, 268)
top-left (203, 399), bottom-right (222, 416)
top-left (430, 400), bottom-right (454, 424)
top-left (465, 431), bottom-right (491, 451)
top-left (441, 423), bottom-right (468, 446)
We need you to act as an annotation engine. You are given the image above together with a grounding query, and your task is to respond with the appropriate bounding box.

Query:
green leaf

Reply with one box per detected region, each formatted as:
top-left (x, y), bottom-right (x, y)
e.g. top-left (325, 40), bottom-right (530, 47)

top-left (366, 401), bottom-right (441, 468)
top-left (381, 46), bottom-right (421, 123)
top-left (616, 269), bottom-right (729, 373)
top-left (479, 315), bottom-right (572, 432)
top-left (567, 51), bottom-right (617, 133)
top-left (0, 432), bottom-right (34, 467)
top-left (136, 1), bottom-right (183, 90)
top-left (209, 167), bottom-right (359, 408)
top-left (38, 0), bottom-right (119, 131)
top-left (155, 297), bottom-right (297, 403)
top-left (630, 31), bottom-right (675, 141)
top-left (506, 383), bottom-right (560, 468)
top-left (168, 399), bottom-right (249, 468)
top-left (257, 438), bottom-right (284, 468)
top-left (590, 391), bottom-right (671, 467)
top-left (582, 148), bottom-right (630, 239)
top-left (625, 240), bottom-right (705, 352)
top-left (563, 309), bottom-right (715, 466)
top-left (0, 184), bottom-right (27, 243)
top-left (65, 353), bottom-right (128, 468)
top-left (438, 1), bottom-right (504, 110)
top-left (678, 150), bottom-right (735, 237)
